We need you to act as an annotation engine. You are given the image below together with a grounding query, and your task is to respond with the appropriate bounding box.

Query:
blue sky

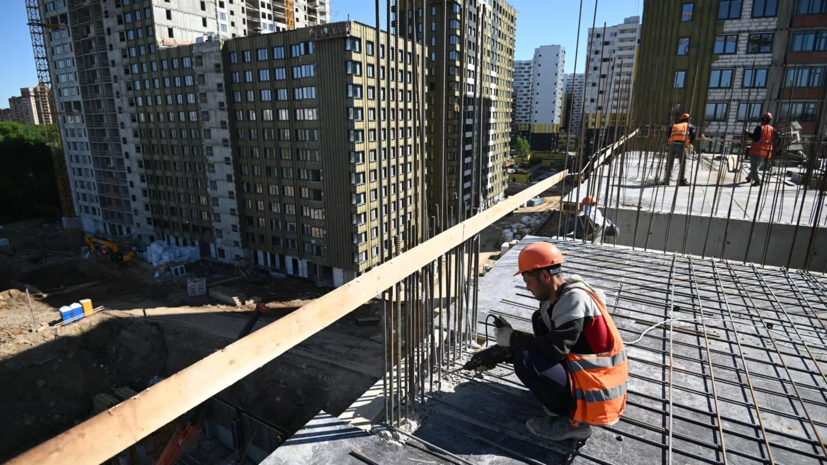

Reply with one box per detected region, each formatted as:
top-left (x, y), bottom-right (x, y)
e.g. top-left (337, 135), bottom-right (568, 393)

top-left (0, 0), bottom-right (642, 106)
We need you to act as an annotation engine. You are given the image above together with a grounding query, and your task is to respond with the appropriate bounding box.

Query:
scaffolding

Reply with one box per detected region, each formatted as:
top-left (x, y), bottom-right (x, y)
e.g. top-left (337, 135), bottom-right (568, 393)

top-left (25, 0), bottom-right (77, 223)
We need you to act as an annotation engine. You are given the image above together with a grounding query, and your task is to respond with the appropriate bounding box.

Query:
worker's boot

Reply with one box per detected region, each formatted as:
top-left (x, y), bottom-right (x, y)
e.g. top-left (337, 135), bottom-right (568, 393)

top-left (526, 416), bottom-right (592, 441)
top-left (679, 178), bottom-right (690, 187)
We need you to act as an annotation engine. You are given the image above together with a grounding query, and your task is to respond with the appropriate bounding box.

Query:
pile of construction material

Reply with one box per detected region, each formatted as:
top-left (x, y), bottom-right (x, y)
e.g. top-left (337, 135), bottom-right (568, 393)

top-left (501, 215), bottom-right (545, 243)
top-left (208, 286), bottom-right (261, 307)
top-left (145, 241), bottom-right (201, 266)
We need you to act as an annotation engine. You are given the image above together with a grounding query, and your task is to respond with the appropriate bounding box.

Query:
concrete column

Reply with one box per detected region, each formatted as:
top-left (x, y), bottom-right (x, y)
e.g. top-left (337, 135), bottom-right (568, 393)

top-left (298, 260), bottom-right (308, 278)
top-left (333, 268), bottom-right (344, 287)
top-left (286, 256), bottom-right (294, 275)
top-left (266, 252), bottom-right (272, 267)
top-left (210, 243), bottom-right (217, 259)
top-left (257, 250), bottom-right (265, 266)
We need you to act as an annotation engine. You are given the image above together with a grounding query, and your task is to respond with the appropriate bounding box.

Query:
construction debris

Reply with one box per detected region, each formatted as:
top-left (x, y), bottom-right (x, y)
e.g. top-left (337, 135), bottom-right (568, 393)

top-left (208, 286), bottom-right (261, 307)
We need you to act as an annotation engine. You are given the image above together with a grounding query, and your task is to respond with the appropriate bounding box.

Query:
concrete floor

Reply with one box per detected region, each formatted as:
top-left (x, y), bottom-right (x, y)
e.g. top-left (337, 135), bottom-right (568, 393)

top-left (265, 236), bottom-right (827, 464)
top-left (566, 151), bottom-right (826, 227)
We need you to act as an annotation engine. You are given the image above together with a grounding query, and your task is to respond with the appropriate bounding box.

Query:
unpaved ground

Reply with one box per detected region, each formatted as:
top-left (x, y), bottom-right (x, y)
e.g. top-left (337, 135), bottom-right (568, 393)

top-left (0, 219), bottom-right (382, 463)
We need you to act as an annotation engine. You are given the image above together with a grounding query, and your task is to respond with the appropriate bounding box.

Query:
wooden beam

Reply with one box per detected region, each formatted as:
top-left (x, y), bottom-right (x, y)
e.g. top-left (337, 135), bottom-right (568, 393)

top-left (8, 170), bottom-right (568, 465)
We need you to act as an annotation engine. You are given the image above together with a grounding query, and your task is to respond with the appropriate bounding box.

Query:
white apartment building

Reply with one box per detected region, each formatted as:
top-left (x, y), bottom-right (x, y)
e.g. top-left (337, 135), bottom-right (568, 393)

top-left (584, 16), bottom-right (640, 127)
top-left (530, 45), bottom-right (565, 130)
top-left (512, 45), bottom-right (565, 133)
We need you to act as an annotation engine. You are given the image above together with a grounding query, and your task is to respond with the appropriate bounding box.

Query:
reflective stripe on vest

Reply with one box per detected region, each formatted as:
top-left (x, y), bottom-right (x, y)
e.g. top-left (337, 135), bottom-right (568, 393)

top-left (575, 382), bottom-right (628, 403)
top-left (749, 125), bottom-right (774, 158)
top-left (565, 288), bottom-right (628, 426)
top-left (568, 351), bottom-right (628, 373)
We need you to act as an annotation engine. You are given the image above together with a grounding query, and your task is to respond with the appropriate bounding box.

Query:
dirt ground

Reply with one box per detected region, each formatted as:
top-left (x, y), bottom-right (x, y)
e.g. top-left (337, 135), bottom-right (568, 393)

top-left (0, 218), bottom-right (381, 463)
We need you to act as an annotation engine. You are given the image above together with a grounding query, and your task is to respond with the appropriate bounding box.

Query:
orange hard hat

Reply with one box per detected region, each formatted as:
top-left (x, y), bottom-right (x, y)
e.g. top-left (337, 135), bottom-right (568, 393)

top-left (514, 242), bottom-right (565, 276)
top-left (679, 113), bottom-right (690, 122)
top-left (580, 196), bottom-right (598, 208)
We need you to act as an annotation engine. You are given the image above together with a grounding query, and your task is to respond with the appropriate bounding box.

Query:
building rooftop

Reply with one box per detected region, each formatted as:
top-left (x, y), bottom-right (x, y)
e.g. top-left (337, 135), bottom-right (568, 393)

top-left (265, 236), bottom-right (827, 464)
top-left (565, 151), bottom-right (827, 227)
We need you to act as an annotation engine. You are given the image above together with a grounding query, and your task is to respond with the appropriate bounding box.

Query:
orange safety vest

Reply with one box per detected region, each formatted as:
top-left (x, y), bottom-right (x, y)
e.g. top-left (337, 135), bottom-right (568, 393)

top-left (667, 122), bottom-right (690, 147)
top-left (749, 124), bottom-right (774, 158)
top-left (565, 289), bottom-right (628, 426)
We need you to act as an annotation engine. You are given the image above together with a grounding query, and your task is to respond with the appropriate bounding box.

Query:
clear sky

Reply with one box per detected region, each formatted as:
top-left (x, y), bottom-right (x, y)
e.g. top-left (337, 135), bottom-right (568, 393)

top-left (0, 0), bottom-right (642, 106)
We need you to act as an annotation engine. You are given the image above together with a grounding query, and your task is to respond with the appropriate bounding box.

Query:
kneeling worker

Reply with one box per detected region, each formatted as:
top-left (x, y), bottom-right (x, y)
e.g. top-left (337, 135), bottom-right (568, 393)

top-left (495, 242), bottom-right (628, 441)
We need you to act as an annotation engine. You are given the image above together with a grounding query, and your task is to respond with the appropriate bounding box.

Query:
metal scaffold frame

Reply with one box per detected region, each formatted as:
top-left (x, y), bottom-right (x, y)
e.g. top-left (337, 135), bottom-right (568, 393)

top-left (25, 0), bottom-right (77, 221)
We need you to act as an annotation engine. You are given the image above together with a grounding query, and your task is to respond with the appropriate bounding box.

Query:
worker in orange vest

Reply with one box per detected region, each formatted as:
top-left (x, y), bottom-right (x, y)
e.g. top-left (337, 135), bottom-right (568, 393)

top-left (662, 113), bottom-right (696, 186)
top-left (495, 242), bottom-right (628, 441)
top-left (743, 112), bottom-right (776, 187)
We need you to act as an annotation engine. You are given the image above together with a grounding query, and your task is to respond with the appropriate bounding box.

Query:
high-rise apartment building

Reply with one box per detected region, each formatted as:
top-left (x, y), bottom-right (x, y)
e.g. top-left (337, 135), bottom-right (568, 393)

top-left (40, 0), bottom-right (329, 238)
top-left (0, 108), bottom-right (12, 122)
top-left (584, 16), bottom-right (639, 129)
top-left (512, 59), bottom-right (532, 131)
top-left (396, 0), bottom-right (516, 217)
top-left (634, 2), bottom-right (822, 139)
top-left (6, 85), bottom-right (52, 125)
top-left (529, 45), bottom-right (565, 130)
top-left (564, 72), bottom-right (585, 134)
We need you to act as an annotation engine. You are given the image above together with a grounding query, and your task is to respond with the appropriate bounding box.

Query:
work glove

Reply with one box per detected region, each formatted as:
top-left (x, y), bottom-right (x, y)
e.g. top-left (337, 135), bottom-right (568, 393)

top-left (494, 316), bottom-right (513, 347)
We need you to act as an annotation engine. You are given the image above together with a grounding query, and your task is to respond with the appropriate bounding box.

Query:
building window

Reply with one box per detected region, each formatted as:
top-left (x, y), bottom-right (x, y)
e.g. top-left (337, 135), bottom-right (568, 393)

top-left (714, 34), bottom-right (738, 54)
top-left (791, 31), bottom-right (827, 52)
top-left (366, 41), bottom-right (374, 56)
top-left (345, 37), bottom-right (361, 52)
top-left (779, 102), bottom-right (817, 122)
top-left (291, 42), bottom-right (314, 57)
top-left (743, 68), bottom-right (768, 88)
top-left (797, 0), bottom-right (827, 14)
top-left (709, 69), bottom-right (733, 88)
top-left (681, 3), bottom-right (694, 21)
top-left (292, 64), bottom-right (315, 79)
top-left (785, 67), bottom-right (825, 88)
top-left (752, 0), bottom-right (777, 17)
top-left (272, 46), bottom-right (285, 59)
top-left (737, 103), bottom-right (762, 122)
top-left (673, 71), bottom-right (686, 88)
top-left (705, 102), bottom-right (729, 122)
top-left (256, 48), bottom-right (268, 61)
top-left (747, 33), bottom-right (773, 53)
top-left (718, 0), bottom-right (741, 19)
top-left (677, 37), bottom-right (690, 55)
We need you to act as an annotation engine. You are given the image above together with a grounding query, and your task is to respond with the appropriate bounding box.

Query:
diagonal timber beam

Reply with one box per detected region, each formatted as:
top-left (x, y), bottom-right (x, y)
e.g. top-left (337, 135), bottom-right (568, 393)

top-left (8, 170), bottom-right (569, 465)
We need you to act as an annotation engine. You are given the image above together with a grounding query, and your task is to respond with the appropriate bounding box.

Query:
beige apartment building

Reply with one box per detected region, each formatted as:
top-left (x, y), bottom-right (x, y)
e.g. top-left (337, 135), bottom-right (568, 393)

top-left (6, 85), bottom-right (52, 125)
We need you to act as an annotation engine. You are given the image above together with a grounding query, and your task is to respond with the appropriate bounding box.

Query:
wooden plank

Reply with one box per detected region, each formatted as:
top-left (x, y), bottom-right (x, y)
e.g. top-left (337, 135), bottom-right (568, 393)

top-left (7, 170), bottom-right (568, 465)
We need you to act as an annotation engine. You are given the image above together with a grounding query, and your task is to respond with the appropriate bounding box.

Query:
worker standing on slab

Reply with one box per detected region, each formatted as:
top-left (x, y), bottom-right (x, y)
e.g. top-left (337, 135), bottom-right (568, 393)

top-left (662, 113), bottom-right (696, 186)
top-left (560, 196), bottom-right (620, 244)
top-left (743, 112), bottom-right (776, 187)
top-left (495, 242), bottom-right (628, 441)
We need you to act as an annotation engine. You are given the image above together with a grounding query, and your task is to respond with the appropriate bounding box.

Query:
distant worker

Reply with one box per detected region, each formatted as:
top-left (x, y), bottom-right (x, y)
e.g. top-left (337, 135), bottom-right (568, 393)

top-left (662, 113), bottom-right (697, 186)
top-left (560, 196), bottom-right (620, 244)
top-left (743, 112), bottom-right (777, 187)
top-left (496, 242), bottom-right (628, 441)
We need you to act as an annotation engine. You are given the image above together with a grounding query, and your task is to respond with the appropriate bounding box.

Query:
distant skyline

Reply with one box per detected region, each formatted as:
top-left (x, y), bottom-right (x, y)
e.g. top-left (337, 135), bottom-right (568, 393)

top-left (0, 0), bottom-right (642, 105)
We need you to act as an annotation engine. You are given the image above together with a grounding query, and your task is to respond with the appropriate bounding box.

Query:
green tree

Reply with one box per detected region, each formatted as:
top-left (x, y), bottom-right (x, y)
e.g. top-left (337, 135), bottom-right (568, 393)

top-left (0, 122), bottom-right (60, 223)
top-left (514, 136), bottom-right (530, 158)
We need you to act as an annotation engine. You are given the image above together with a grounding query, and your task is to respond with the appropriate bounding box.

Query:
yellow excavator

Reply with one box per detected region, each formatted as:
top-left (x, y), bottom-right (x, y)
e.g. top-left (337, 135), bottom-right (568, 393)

top-left (84, 235), bottom-right (136, 263)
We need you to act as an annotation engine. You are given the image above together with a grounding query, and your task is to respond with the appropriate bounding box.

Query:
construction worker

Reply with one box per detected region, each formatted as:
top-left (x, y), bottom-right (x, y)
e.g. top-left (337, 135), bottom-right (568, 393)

top-left (560, 196), bottom-right (620, 244)
top-left (495, 242), bottom-right (628, 441)
top-left (662, 113), bottom-right (696, 186)
top-left (743, 112), bottom-right (777, 187)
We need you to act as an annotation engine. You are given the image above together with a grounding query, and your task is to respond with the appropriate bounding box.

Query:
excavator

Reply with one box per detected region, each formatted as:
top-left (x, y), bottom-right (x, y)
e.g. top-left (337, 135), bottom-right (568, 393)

top-left (84, 235), bottom-right (136, 263)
